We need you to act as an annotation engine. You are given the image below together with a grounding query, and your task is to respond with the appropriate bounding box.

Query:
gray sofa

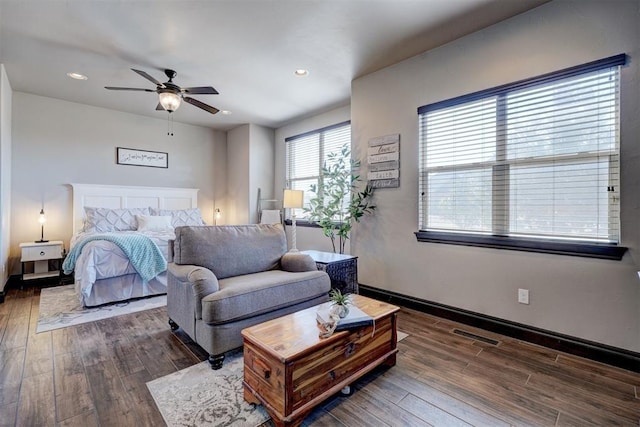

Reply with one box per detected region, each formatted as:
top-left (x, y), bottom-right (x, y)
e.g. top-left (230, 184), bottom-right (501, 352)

top-left (167, 223), bottom-right (331, 369)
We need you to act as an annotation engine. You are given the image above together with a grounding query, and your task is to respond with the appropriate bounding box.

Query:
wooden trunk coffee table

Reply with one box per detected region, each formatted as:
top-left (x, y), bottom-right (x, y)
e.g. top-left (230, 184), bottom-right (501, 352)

top-left (241, 295), bottom-right (399, 427)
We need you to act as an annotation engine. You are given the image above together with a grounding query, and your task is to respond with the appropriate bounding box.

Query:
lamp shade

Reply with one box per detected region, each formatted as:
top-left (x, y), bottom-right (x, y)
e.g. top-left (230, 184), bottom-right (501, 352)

top-left (158, 91), bottom-right (181, 112)
top-left (283, 189), bottom-right (304, 209)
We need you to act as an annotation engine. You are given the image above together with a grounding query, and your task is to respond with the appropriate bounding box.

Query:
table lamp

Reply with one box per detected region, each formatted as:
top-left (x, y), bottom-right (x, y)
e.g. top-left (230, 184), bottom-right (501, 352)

top-left (283, 189), bottom-right (304, 251)
top-left (36, 208), bottom-right (49, 243)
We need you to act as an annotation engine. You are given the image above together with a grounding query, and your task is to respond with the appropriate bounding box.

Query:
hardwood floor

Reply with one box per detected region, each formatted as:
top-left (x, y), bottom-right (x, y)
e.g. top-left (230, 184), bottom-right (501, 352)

top-left (1, 286), bottom-right (638, 426)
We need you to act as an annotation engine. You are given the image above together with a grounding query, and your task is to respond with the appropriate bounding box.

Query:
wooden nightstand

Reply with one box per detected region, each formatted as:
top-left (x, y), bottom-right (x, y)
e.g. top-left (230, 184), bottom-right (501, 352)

top-left (301, 250), bottom-right (359, 294)
top-left (19, 240), bottom-right (64, 283)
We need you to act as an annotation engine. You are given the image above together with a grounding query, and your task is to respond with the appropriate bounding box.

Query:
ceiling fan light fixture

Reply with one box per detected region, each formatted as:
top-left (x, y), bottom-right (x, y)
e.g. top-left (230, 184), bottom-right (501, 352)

top-left (67, 72), bottom-right (87, 80)
top-left (106, 69), bottom-right (219, 116)
top-left (158, 91), bottom-right (181, 112)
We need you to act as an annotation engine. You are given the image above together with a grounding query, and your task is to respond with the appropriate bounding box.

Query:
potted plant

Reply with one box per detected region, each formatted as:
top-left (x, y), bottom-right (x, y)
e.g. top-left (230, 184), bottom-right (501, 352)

top-left (328, 289), bottom-right (351, 318)
top-left (305, 143), bottom-right (375, 254)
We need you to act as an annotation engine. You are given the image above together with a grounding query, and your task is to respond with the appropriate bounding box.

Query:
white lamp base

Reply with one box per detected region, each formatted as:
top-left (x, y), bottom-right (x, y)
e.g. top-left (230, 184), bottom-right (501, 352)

top-left (290, 215), bottom-right (299, 252)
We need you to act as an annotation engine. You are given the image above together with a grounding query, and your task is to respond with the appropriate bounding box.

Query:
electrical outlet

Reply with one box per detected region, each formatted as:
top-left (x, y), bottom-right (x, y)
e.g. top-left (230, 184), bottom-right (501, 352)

top-left (518, 288), bottom-right (529, 305)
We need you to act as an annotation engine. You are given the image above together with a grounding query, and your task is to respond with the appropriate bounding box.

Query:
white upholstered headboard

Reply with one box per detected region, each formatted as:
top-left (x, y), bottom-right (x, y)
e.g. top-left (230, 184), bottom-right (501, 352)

top-left (71, 183), bottom-right (199, 233)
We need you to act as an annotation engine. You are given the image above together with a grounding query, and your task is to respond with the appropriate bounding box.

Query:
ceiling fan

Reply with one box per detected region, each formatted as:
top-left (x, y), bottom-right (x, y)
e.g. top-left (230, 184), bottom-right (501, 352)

top-left (105, 68), bottom-right (220, 115)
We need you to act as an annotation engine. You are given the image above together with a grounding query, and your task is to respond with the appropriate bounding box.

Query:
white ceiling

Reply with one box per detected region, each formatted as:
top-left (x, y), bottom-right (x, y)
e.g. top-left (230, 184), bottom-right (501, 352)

top-left (0, 0), bottom-right (549, 131)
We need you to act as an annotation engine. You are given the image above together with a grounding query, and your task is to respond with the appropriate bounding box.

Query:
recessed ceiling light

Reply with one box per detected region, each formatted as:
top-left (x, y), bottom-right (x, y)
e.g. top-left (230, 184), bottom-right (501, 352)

top-left (294, 69), bottom-right (309, 77)
top-left (221, 110), bottom-right (232, 115)
top-left (67, 72), bottom-right (88, 80)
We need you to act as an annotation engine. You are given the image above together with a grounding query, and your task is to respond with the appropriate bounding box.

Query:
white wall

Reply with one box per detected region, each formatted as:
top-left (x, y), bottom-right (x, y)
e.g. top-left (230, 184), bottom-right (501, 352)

top-left (275, 104), bottom-right (352, 253)
top-left (10, 92), bottom-right (227, 273)
top-left (0, 65), bottom-right (12, 292)
top-left (351, 0), bottom-right (640, 352)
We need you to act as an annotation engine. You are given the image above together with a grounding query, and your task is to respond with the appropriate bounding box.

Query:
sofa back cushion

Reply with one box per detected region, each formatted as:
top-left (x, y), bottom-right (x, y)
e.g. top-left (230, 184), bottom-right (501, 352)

top-left (172, 224), bottom-right (287, 279)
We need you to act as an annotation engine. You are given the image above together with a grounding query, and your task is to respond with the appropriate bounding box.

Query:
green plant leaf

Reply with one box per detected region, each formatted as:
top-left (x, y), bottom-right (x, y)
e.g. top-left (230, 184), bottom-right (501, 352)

top-left (304, 142), bottom-right (376, 253)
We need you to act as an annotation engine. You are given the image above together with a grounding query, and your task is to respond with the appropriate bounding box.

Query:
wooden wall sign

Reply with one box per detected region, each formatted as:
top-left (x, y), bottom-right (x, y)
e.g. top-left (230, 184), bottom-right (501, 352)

top-left (367, 134), bottom-right (400, 188)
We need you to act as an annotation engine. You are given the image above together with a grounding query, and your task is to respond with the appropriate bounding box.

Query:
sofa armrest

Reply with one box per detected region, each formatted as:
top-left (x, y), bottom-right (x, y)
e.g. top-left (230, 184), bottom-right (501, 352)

top-left (167, 263), bottom-right (220, 323)
top-left (281, 252), bottom-right (318, 272)
top-left (168, 263), bottom-right (220, 299)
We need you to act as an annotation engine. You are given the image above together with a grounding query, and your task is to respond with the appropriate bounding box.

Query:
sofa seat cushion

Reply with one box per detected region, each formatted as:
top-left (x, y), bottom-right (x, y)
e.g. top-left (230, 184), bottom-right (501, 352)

top-left (201, 270), bottom-right (330, 325)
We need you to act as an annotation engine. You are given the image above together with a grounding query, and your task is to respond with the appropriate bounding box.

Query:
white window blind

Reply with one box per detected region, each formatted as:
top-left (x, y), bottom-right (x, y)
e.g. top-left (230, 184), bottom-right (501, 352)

top-left (418, 55), bottom-right (624, 244)
top-left (285, 121), bottom-right (351, 219)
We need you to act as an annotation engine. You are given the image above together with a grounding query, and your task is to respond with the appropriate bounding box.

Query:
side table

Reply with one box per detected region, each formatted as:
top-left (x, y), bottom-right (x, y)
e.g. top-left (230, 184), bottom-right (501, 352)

top-left (301, 250), bottom-right (358, 294)
top-left (19, 240), bottom-right (64, 284)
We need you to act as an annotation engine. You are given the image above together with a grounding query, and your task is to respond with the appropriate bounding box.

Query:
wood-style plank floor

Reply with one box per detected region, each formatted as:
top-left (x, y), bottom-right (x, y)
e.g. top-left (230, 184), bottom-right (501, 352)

top-left (1, 286), bottom-right (639, 426)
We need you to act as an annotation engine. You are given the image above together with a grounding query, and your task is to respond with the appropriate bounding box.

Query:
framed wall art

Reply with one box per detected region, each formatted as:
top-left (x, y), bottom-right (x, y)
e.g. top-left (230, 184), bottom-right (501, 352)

top-left (116, 147), bottom-right (168, 168)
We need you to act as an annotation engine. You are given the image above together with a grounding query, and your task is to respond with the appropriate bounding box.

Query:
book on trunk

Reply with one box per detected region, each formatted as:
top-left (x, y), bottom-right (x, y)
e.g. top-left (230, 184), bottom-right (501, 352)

top-left (316, 303), bottom-right (374, 331)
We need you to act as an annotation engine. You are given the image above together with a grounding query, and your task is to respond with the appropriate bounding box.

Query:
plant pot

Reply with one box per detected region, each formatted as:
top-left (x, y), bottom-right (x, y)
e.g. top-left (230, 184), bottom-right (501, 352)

top-left (330, 304), bottom-right (349, 319)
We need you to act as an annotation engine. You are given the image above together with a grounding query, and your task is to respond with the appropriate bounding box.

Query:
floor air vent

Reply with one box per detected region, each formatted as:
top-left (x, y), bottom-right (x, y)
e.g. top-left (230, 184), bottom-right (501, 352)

top-left (453, 329), bottom-right (500, 345)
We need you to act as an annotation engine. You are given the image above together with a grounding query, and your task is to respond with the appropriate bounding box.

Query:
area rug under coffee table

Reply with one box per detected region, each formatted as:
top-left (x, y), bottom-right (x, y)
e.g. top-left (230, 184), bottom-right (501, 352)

top-left (147, 350), bottom-right (269, 427)
top-left (36, 284), bottom-right (167, 333)
top-left (147, 332), bottom-right (408, 427)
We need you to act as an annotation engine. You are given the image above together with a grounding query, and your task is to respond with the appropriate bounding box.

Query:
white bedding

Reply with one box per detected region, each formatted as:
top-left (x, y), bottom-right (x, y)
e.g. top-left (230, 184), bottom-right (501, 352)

top-left (70, 230), bottom-right (175, 306)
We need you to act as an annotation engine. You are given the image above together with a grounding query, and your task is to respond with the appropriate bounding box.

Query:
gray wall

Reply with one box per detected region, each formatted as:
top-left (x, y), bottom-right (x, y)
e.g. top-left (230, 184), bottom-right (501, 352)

top-left (226, 123), bottom-right (275, 225)
top-left (227, 124), bottom-right (251, 224)
top-left (249, 124), bottom-right (275, 225)
top-left (0, 65), bottom-right (12, 291)
top-left (351, 0), bottom-right (640, 352)
top-left (9, 92), bottom-right (227, 274)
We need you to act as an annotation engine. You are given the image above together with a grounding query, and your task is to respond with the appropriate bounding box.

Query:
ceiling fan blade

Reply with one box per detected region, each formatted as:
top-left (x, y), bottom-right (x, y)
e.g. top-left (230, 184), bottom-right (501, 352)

top-left (181, 86), bottom-right (219, 95)
top-left (105, 86), bottom-right (156, 92)
top-left (131, 68), bottom-right (164, 87)
top-left (183, 96), bottom-right (220, 115)
top-left (156, 102), bottom-right (165, 111)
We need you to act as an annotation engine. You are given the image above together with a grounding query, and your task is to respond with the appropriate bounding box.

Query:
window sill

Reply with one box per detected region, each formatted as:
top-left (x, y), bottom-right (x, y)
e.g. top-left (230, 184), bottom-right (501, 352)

top-left (284, 219), bottom-right (322, 228)
top-left (414, 231), bottom-right (627, 260)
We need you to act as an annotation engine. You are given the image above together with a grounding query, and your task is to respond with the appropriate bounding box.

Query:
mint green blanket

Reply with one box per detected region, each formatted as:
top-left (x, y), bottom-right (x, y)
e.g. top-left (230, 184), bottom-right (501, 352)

top-left (63, 233), bottom-right (167, 282)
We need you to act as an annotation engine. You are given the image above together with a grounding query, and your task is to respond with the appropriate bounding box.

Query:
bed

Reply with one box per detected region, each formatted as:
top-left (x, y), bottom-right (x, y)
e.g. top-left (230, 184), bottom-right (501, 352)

top-left (67, 183), bottom-right (202, 307)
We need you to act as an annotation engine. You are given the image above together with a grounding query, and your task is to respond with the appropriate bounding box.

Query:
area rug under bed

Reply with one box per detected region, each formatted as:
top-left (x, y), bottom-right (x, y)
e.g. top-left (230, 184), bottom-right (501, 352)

top-left (36, 284), bottom-right (166, 333)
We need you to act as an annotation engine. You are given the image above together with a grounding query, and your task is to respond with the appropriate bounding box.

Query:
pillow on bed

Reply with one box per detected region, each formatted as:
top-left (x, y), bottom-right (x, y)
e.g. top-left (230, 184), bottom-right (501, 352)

top-left (83, 207), bottom-right (151, 232)
top-left (136, 215), bottom-right (174, 232)
top-left (151, 208), bottom-right (205, 227)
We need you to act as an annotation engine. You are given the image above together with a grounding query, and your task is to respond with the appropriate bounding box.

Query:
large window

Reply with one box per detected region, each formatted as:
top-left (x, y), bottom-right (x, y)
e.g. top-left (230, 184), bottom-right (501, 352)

top-left (417, 54), bottom-right (626, 258)
top-left (285, 121), bottom-right (350, 219)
